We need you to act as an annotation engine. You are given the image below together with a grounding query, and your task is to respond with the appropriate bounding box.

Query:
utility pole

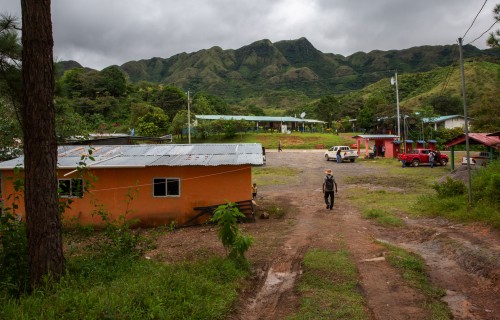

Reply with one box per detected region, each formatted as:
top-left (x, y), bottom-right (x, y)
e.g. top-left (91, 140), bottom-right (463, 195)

top-left (187, 90), bottom-right (191, 144)
top-left (391, 73), bottom-right (401, 140)
top-left (458, 38), bottom-right (472, 206)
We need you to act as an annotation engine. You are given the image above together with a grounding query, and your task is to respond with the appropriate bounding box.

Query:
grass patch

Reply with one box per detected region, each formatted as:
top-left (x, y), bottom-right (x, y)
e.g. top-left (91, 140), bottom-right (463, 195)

top-left (187, 132), bottom-right (352, 150)
top-left (411, 161), bottom-right (500, 229)
top-left (380, 242), bottom-right (452, 319)
top-left (266, 203), bottom-right (286, 219)
top-left (252, 166), bottom-right (301, 186)
top-left (289, 249), bottom-right (367, 320)
top-left (344, 163), bottom-right (450, 222)
top-left (0, 251), bottom-right (248, 320)
top-left (361, 208), bottom-right (404, 227)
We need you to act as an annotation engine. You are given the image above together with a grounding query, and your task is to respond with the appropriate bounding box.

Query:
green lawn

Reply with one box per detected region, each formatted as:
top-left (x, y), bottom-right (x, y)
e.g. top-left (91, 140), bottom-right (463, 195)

top-left (177, 132), bottom-right (359, 150)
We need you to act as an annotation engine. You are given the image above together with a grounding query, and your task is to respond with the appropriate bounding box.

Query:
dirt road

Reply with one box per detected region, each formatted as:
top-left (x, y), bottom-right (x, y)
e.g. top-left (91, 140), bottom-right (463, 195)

top-left (149, 150), bottom-right (500, 320)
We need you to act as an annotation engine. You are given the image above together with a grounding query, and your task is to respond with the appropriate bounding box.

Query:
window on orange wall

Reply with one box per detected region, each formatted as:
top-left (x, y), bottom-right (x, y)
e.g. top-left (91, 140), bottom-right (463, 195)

top-left (153, 178), bottom-right (180, 197)
top-left (58, 178), bottom-right (84, 198)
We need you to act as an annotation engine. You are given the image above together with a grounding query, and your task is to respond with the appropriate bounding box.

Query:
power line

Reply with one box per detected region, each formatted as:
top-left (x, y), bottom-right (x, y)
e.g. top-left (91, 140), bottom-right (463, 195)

top-left (463, 0), bottom-right (489, 40)
top-left (466, 19), bottom-right (499, 45)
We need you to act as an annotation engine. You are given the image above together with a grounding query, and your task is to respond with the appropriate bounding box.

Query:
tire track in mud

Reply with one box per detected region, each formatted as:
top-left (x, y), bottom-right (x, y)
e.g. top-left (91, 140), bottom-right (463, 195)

top-left (233, 192), bottom-right (318, 320)
top-left (381, 219), bottom-right (500, 319)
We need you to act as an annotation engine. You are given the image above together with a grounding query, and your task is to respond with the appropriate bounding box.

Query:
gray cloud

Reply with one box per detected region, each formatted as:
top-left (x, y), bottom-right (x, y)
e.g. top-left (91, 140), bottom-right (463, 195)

top-left (3, 0), bottom-right (498, 70)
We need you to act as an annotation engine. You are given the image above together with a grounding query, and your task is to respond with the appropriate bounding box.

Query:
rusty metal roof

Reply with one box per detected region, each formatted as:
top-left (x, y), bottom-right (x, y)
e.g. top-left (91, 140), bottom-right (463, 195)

top-left (352, 134), bottom-right (399, 139)
top-left (445, 133), bottom-right (500, 149)
top-left (0, 144), bottom-right (264, 170)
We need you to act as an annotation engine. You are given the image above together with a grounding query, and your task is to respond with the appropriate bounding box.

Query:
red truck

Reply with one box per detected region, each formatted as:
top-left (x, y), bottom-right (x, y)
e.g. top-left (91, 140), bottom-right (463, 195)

top-left (398, 149), bottom-right (449, 167)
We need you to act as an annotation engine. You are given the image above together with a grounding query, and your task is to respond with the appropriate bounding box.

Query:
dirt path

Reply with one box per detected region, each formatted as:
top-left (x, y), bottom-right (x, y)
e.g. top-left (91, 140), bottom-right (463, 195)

top-left (147, 150), bottom-right (500, 319)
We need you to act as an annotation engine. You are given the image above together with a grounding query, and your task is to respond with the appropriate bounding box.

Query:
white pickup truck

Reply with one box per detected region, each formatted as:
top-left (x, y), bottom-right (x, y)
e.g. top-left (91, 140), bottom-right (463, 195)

top-left (325, 146), bottom-right (359, 163)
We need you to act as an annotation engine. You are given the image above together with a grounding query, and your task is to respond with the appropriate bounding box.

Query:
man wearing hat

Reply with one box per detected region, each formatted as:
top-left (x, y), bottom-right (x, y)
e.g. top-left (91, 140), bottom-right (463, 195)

top-left (323, 169), bottom-right (338, 210)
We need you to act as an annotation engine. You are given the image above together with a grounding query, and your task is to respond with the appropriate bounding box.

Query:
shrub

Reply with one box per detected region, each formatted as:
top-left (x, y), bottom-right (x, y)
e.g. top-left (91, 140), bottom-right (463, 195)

top-left (0, 168), bottom-right (29, 297)
top-left (484, 174), bottom-right (500, 207)
top-left (267, 203), bottom-right (286, 219)
top-left (471, 161), bottom-right (500, 207)
top-left (211, 202), bottom-right (253, 262)
top-left (432, 177), bottom-right (466, 198)
top-left (0, 210), bottom-right (29, 297)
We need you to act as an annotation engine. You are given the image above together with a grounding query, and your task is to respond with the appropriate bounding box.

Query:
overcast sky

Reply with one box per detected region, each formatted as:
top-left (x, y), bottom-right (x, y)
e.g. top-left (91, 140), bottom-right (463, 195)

top-left (3, 0), bottom-right (499, 70)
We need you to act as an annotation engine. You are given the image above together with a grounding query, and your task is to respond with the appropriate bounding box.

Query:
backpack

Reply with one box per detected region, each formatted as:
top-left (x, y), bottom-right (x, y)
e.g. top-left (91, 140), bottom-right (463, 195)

top-left (325, 175), bottom-right (334, 191)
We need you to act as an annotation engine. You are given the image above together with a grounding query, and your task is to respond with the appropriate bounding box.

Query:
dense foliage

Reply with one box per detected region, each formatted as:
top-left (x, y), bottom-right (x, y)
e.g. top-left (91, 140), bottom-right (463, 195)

top-left (419, 160), bottom-right (500, 229)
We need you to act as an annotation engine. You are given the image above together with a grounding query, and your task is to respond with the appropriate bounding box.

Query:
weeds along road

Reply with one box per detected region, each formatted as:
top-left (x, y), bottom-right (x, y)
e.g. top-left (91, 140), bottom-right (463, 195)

top-left (231, 149), bottom-right (500, 320)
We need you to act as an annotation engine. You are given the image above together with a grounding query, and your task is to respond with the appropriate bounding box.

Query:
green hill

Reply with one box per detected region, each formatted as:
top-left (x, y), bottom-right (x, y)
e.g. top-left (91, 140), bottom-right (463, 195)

top-left (54, 38), bottom-right (500, 131)
top-left (56, 38), bottom-right (499, 106)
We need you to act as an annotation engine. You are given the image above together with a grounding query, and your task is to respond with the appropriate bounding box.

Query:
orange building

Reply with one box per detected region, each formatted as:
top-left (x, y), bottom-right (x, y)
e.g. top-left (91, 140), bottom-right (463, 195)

top-left (0, 144), bottom-right (263, 227)
top-left (352, 134), bottom-right (400, 158)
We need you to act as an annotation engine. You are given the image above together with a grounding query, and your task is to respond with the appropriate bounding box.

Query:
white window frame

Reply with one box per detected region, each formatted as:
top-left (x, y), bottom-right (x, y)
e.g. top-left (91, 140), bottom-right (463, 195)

top-left (152, 177), bottom-right (181, 197)
top-left (58, 178), bottom-right (84, 198)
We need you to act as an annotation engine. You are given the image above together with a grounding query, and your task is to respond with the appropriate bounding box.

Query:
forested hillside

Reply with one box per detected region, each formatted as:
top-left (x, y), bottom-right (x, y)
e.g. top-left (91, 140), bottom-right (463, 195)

top-left (57, 37), bottom-right (499, 107)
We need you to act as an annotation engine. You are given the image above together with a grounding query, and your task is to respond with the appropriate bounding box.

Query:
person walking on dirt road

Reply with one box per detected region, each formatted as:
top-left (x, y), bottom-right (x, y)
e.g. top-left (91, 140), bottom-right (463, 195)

top-left (323, 169), bottom-right (338, 210)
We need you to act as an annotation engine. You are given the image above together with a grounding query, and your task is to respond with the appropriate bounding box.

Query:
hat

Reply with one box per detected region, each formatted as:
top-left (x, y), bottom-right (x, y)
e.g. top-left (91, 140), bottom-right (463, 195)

top-left (325, 169), bottom-right (332, 174)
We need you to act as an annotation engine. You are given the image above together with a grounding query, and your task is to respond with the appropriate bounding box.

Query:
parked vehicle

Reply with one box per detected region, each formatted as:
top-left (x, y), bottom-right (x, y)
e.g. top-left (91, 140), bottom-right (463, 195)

top-left (398, 149), bottom-right (448, 167)
top-left (462, 151), bottom-right (490, 166)
top-left (325, 146), bottom-right (359, 162)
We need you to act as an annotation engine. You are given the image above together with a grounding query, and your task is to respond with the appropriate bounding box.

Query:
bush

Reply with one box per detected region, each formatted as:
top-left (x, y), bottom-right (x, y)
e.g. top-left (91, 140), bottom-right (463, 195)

top-left (267, 203), bottom-right (286, 219)
top-left (0, 210), bottom-right (29, 297)
top-left (484, 174), bottom-right (500, 207)
top-left (211, 202), bottom-right (253, 262)
top-left (432, 177), bottom-right (466, 198)
top-left (472, 161), bottom-right (500, 208)
top-left (0, 168), bottom-right (30, 297)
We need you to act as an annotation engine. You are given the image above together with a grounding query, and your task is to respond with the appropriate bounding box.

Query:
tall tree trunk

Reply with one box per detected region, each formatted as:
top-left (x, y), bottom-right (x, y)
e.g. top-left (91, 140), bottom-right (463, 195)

top-left (21, 0), bottom-right (65, 287)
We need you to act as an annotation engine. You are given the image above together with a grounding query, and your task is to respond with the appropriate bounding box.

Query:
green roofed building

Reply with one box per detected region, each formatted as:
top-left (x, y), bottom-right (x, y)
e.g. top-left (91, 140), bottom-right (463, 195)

top-left (195, 115), bottom-right (326, 133)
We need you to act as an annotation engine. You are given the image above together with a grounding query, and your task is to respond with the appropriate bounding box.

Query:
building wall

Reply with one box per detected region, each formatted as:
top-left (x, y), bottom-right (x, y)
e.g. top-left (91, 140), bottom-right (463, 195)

top-left (0, 165), bottom-right (252, 227)
top-left (445, 118), bottom-right (465, 129)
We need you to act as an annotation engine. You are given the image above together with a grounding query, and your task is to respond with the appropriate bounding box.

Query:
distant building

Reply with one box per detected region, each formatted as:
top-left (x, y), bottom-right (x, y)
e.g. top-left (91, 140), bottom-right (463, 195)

top-left (422, 115), bottom-right (471, 130)
top-left (195, 115), bottom-right (326, 133)
top-left (64, 133), bottom-right (173, 145)
top-left (0, 144), bottom-right (263, 227)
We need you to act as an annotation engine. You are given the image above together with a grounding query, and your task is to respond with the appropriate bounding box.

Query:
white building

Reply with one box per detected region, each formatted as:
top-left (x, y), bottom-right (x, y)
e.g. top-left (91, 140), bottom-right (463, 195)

top-left (422, 115), bottom-right (471, 130)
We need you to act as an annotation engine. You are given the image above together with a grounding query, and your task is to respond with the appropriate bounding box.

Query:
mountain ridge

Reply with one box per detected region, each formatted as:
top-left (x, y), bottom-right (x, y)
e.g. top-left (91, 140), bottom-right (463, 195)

top-left (56, 37), bottom-right (500, 104)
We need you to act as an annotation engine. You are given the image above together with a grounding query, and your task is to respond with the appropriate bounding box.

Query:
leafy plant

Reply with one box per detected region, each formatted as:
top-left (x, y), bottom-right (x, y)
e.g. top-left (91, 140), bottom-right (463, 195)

top-left (471, 160), bottom-right (500, 208)
top-left (432, 177), bottom-right (466, 198)
top-left (0, 166), bottom-right (29, 297)
top-left (361, 208), bottom-right (404, 226)
top-left (267, 203), bottom-right (286, 219)
top-left (211, 202), bottom-right (253, 262)
top-left (91, 187), bottom-right (140, 254)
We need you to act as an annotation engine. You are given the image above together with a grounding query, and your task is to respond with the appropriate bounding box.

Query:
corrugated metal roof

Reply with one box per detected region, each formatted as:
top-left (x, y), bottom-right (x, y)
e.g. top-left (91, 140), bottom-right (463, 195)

top-left (445, 133), bottom-right (500, 149)
top-left (352, 134), bottom-right (399, 139)
top-left (422, 115), bottom-right (465, 123)
top-left (195, 114), bottom-right (325, 123)
top-left (0, 144), bottom-right (264, 170)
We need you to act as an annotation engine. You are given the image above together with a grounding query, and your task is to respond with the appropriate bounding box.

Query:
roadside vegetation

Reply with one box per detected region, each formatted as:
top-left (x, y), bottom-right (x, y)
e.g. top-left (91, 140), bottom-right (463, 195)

top-left (344, 158), bottom-right (448, 225)
top-left (289, 249), bottom-right (367, 320)
top-left (380, 242), bottom-right (452, 319)
top-left (414, 160), bottom-right (500, 229)
top-left (252, 166), bottom-right (302, 186)
top-left (191, 131), bottom-right (348, 150)
top-left (1, 247), bottom-right (247, 319)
